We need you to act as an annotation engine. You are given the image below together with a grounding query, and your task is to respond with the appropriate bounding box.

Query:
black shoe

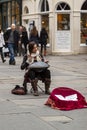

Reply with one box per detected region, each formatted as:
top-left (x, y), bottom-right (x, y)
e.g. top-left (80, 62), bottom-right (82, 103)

top-left (45, 90), bottom-right (51, 95)
top-left (11, 61), bottom-right (16, 65)
top-left (3, 60), bottom-right (6, 63)
top-left (9, 60), bottom-right (16, 65)
top-left (24, 89), bottom-right (28, 94)
top-left (9, 60), bottom-right (11, 65)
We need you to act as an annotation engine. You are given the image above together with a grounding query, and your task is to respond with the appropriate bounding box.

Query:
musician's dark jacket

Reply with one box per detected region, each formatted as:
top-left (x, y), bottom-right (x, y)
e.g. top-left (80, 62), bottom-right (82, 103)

top-left (20, 53), bottom-right (51, 81)
top-left (21, 54), bottom-right (29, 70)
top-left (21, 54), bottom-right (44, 70)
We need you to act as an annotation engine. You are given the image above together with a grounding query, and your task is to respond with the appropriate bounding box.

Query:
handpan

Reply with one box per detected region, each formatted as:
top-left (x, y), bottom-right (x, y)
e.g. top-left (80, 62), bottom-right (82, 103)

top-left (29, 61), bottom-right (49, 68)
top-left (29, 61), bottom-right (49, 72)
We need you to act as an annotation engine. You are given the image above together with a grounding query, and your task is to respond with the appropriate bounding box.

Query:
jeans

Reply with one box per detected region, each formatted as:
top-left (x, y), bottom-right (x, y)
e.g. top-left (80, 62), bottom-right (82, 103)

top-left (8, 43), bottom-right (15, 61)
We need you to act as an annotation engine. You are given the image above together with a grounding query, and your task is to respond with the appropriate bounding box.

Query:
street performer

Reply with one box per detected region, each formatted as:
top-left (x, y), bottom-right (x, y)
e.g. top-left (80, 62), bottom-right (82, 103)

top-left (21, 41), bottom-right (51, 96)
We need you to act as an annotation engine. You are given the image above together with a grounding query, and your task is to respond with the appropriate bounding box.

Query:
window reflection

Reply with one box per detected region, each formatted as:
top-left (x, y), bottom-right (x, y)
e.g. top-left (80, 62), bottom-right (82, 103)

top-left (11, 1), bottom-right (20, 25)
top-left (8, 2), bottom-right (11, 27)
top-left (0, 0), bottom-right (21, 30)
top-left (57, 14), bottom-right (70, 30)
top-left (81, 13), bottom-right (87, 43)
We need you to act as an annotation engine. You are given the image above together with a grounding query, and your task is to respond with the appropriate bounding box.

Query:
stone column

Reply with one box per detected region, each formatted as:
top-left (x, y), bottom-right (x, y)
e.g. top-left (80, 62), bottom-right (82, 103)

top-left (49, 13), bottom-right (55, 54)
top-left (72, 12), bottom-right (80, 54)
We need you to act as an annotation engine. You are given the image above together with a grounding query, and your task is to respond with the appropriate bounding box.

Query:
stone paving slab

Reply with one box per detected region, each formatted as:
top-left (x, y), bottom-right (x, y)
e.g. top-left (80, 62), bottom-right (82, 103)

top-left (0, 55), bottom-right (87, 130)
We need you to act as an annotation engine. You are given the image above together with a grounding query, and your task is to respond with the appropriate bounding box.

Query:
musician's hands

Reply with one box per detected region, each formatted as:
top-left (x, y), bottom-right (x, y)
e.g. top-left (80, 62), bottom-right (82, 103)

top-left (45, 60), bottom-right (49, 63)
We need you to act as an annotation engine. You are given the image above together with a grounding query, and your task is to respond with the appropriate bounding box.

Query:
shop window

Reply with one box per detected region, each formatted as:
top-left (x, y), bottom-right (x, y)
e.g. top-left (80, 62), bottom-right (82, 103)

top-left (2, 3), bottom-right (8, 29)
top-left (57, 14), bottom-right (70, 30)
top-left (41, 15), bottom-right (49, 29)
top-left (41, 0), bottom-right (49, 12)
top-left (24, 6), bottom-right (29, 14)
top-left (56, 2), bottom-right (70, 30)
top-left (11, 1), bottom-right (20, 25)
top-left (81, 1), bottom-right (87, 44)
top-left (8, 2), bottom-right (11, 27)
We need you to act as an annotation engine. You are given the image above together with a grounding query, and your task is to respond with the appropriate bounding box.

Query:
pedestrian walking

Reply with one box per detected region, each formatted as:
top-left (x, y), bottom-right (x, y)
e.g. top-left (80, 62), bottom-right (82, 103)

top-left (21, 26), bottom-right (29, 55)
top-left (29, 26), bottom-right (39, 46)
top-left (39, 27), bottom-right (48, 56)
top-left (18, 26), bottom-right (23, 56)
top-left (0, 29), bottom-right (6, 63)
top-left (18, 26), bottom-right (28, 56)
top-left (4, 24), bottom-right (19, 65)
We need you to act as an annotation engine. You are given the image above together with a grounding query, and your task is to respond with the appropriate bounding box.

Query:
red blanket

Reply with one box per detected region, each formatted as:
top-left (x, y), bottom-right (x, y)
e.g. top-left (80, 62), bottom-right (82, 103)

top-left (45, 87), bottom-right (87, 110)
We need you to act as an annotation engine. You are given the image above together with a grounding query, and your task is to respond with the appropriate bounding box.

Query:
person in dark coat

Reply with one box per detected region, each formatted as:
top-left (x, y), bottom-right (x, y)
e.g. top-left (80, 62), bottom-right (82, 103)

top-left (29, 26), bottom-right (39, 46)
top-left (4, 24), bottom-right (19, 65)
top-left (21, 26), bottom-right (29, 55)
top-left (18, 26), bottom-right (29, 56)
top-left (40, 27), bottom-right (48, 56)
top-left (18, 26), bottom-right (23, 56)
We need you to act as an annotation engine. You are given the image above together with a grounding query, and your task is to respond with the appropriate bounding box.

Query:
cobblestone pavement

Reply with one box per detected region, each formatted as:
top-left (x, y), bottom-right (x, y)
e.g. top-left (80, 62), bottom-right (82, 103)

top-left (0, 54), bottom-right (87, 130)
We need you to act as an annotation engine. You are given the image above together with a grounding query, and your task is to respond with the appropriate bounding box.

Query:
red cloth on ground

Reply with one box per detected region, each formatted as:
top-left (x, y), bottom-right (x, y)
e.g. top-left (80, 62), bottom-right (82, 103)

top-left (45, 87), bottom-right (87, 110)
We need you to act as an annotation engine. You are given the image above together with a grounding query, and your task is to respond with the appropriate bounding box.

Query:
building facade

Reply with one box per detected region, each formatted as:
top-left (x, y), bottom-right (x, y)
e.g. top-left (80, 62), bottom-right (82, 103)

top-left (22, 0), bottom-right (87, 54)
top-left (0, 0), bottom-right (87, 54)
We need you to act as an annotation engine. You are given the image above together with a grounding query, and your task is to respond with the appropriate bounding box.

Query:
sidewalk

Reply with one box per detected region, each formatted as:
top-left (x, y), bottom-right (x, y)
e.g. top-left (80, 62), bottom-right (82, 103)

top-left (0, 54), bottom-right (87, 130)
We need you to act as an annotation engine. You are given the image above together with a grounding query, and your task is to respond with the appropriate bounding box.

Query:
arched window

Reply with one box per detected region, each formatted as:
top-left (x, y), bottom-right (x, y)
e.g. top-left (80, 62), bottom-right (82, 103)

top-left (57, 2), bottom-right (70, 10)
top-left (81, 1), bottom-right (87, 10)
top-left (56, 2), bottom-right (70, 30)
top-left (81, 1), bottom-right (87, 44)
top-left (41, 0), bottom-right (49, 12)
top-left (24, 6), bottom-right (29, 14)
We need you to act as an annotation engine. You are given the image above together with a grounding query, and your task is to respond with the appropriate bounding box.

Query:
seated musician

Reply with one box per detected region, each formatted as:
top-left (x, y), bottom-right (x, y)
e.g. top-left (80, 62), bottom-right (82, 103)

top-left (21, 41), bottom-right (51, 96)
